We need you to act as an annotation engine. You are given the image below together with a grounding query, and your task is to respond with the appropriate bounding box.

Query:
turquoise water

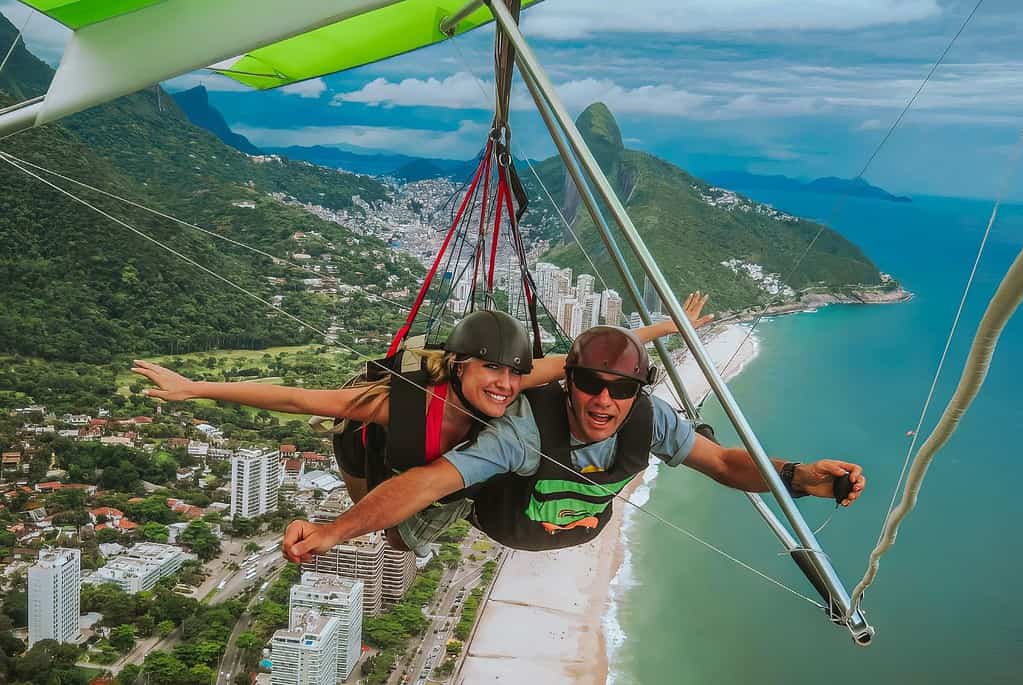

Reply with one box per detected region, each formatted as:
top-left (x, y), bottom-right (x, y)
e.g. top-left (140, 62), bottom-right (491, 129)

top-left (612, 192), bottom-right (1023, 684)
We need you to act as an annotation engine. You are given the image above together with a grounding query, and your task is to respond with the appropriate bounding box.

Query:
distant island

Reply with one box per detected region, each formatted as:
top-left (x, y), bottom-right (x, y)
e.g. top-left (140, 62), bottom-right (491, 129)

top-left (706, 171), bottom-right (912, 203)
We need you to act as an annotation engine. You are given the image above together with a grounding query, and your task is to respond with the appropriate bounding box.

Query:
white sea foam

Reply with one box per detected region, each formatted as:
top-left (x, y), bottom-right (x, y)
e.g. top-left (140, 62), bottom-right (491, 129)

top-left (604, 323), bottom-right (761, 683)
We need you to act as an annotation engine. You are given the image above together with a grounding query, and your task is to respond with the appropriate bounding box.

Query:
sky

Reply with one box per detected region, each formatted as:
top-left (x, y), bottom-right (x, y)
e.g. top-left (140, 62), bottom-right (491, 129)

top-left (2, 0), bottom-right (1021, 199)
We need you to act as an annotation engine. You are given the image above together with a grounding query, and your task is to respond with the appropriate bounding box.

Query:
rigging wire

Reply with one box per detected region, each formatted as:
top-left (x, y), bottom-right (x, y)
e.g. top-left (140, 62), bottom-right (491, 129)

top-left (715, 0), bottom-right (987, 380)
top-left (0, 150), bottom-right (461, 329)
top-left (448, 36), bottom-right (695, 407)
top-left (849, 128), bottom-right (1023, 614)
top-left (0, 10), bottom-right (32, 77)
top-left (0, 149), bottom-right (825, 610)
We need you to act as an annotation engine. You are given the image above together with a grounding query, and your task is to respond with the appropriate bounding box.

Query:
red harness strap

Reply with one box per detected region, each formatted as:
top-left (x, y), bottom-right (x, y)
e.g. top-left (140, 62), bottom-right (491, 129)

top-left (424, 382), bottom-right (449, 462)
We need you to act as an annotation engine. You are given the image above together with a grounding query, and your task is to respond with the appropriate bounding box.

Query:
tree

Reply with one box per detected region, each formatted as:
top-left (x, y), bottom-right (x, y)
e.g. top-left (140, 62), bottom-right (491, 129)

top-left (109, 624), bottom-right (136, 653)
top-left (97, 527), bottom-right (122, 543)
top-left (233, 674), bottom-right (250, 685)
top-left (117, 663), bottom-right (142, 685)
top-left (144, 650), bottom-right (189, 685)
top-left (157, 620), bottom-right (176, 637)
top-left (136, 613), bottom-right (155, 637)
top-left (142, 521), bottom-right (170, 543)
top-left (188, 663), bottom-right (215, 685)
top-left (180, 521), bottom-right (220, 561)
top-left (235, 631), bottom-right (260, 652)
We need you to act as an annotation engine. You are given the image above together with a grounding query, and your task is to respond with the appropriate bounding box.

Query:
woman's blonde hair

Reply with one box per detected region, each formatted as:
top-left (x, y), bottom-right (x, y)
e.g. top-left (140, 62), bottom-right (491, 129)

top-left (348, 348), bottom-right (457, 410)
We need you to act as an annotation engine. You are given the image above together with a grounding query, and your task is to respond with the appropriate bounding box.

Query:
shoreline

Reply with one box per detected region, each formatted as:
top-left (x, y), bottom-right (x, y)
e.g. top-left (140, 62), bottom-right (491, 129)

top-left (458, 322), bottom-right (761, 684)
top-left (717, 285), bottom-right (913, 325)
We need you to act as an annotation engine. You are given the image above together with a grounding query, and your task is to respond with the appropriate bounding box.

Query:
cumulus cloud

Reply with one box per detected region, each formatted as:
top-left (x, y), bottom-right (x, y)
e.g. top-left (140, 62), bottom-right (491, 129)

top-left (522, 0), bottom-right (941, 38)
top-left (233, 120), bottom-right (488, 158)
top-left (281, 78), bottom-right (327, 99)
top-left (332, 73), bottom-right (492, 109)
top-left (332, 72), bottom-right (709, 117)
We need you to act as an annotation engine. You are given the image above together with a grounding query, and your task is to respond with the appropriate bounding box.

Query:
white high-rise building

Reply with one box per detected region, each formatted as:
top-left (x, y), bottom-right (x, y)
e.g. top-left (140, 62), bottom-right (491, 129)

top-left (582, 293), bottom-right (601, 329)
top-left (603, 291), bottom-right (623, 326)
top-left (270, 612), bottom-right (340, 685)
top-left (533, 262), bottom-right (560, 307)
top-left (231, 448), bottom-right (281, 518)
top-left (576, 274), bottom-right (595, 303)
top-left (558, 298), bottom-right (583, 338)
top-left (28, 548), bottom-right (81, 647)
top-left (290, 573), bottom-right (364, 680)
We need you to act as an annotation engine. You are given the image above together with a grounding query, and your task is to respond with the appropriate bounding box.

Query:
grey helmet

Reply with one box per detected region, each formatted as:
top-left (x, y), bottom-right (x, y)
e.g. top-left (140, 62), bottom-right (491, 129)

top-left (444, 310), bottom-right (533, 374)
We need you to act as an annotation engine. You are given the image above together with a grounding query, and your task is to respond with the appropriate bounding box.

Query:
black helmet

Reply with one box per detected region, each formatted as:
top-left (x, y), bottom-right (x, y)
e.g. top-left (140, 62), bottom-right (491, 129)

top-left (565, 326), bottom-right (654, 384)
top-left (444, 310), bottom-right (533, 374)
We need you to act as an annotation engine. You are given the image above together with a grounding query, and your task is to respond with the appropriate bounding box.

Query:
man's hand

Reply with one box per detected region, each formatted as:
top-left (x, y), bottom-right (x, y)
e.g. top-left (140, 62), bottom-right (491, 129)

top-left (683, 291), bottom-right (714, 329)
top-left (794, 460), bottom-right (866, 506)
top-left (282, 519), bottom-right (342, 564)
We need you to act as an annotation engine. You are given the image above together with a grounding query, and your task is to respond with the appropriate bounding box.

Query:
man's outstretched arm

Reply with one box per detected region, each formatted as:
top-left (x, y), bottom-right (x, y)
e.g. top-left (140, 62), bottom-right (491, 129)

top-left (283, 457), bottom-right (465, 563)
top-left (682, 434), bottom-right (866, 506)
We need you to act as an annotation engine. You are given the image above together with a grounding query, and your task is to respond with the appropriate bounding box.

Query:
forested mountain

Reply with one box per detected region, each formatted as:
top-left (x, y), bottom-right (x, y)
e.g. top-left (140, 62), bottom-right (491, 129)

top-left (527, 104), bottom-right (885, 312)
top-left (171, 85), bottom-right (262, 155)
top-left (0, 15), bottom-right (420, 364)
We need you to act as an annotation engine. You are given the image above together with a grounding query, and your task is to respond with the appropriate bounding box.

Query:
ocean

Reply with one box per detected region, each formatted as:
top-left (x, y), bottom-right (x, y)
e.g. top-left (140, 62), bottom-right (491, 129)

top-left (609, 191), bottom-right (1023, 684)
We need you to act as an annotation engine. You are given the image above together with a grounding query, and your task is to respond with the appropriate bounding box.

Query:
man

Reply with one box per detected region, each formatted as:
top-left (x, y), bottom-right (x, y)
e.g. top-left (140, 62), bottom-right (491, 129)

top-left (283, 326), bottom-right (865, 560)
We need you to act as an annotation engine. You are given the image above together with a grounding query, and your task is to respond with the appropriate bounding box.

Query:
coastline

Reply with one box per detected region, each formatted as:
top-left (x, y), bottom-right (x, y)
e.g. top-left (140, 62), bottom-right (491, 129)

top-left (717, 285), bottom-right (913, 325)
top-left (458, 323), bottom-right (761, 684)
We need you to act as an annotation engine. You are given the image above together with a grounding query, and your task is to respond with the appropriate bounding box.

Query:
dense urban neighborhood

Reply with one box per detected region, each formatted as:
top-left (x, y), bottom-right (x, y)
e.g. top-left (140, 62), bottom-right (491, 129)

top-left (0, 392), bottom-right (503, 685)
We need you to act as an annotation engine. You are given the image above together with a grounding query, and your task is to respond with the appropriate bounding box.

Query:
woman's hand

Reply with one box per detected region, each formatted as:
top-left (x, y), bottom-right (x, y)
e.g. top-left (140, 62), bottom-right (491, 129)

top-left (131, 359), bottom-right (198, 401)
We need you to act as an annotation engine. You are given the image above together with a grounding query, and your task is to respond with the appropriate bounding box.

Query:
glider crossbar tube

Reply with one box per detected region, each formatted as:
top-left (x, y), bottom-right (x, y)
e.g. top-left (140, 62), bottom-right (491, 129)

top-left (519, 63), bottom-right (802, 551)
top-left (440, 0), bottom-right (486, 36)
top-left (488, 0), bottom-right (873, 644)
top-left (0, 97), bottom-right (44, 140)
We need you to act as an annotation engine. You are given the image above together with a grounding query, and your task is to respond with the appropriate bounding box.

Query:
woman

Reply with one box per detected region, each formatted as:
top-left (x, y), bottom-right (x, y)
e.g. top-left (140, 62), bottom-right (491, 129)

top-left (133, 293), bottom-right (711, 550)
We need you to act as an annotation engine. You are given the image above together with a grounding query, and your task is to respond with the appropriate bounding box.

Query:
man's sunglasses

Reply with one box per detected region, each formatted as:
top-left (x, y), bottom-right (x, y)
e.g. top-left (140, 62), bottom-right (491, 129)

top-left (569, 368), bottom-right (642, 400)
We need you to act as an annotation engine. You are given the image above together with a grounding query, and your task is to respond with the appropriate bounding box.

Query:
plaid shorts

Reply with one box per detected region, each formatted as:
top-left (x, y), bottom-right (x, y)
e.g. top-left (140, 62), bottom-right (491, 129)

top-left (396, 498), bottom-right (473, 551)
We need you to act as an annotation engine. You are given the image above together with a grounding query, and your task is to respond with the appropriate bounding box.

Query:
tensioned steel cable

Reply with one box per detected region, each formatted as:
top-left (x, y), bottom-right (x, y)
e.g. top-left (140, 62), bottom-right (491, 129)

top-left (0, 11), bottom-right (31, 77)
top-left (849, 128), bottom-right (1023, 614)
top-left (0, 150), bottom-right (461, 330)
top-left (1, 149), bottom-right (825, 609)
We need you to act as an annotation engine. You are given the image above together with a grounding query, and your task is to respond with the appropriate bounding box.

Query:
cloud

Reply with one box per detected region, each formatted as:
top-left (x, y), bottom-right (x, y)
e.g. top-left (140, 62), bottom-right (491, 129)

top-left (333, 73), bottom-right (492, 109)
top-left (522, 0), bottom-right (941, 38)
top-left (233, 120), bottom-right (489, 158)
top-left (162, 72), bottom-right (251, 93)
top-left (0, 1), bottom-right (70, 65)
top-left (333, 72), bottom-right (709, 117)
top-left (281, 78), bottom-right (327, 99)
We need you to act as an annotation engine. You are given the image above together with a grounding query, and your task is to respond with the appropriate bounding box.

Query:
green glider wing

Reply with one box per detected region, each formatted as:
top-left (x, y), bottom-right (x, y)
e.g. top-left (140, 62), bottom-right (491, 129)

top-left (19, 0), bottom-right (543, 90)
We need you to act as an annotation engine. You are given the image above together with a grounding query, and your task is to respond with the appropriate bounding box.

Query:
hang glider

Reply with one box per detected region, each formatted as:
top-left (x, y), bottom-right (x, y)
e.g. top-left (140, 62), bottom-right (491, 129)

top-left (0, 0), bottom-right (896, 646)
top-left (1, 0), bottom-right (541, 136)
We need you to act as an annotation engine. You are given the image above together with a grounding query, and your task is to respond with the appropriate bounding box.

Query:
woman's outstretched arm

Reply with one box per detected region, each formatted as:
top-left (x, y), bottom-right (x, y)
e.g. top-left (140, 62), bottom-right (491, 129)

top-left (131, 360), bottom-right (389, 424)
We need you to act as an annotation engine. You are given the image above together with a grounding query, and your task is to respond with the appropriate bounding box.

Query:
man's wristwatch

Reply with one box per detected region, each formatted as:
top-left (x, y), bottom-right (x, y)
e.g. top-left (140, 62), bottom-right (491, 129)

top-left (780, 461), bottom-right (808, 498)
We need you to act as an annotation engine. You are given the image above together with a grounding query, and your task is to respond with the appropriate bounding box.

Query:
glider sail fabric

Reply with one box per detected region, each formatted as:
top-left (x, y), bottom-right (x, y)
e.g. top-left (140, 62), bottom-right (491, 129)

top-left (211, 0), bottom-right (544, 90)
top-left (17, 0), bottom-right (168, 29)
top-left (6, 0), bottom-right (542, 134)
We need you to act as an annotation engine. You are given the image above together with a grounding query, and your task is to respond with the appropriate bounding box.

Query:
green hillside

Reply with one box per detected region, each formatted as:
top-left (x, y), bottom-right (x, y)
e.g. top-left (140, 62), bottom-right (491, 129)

top-left (527, 103), bottom-right (882, 313)
top-left (0, 14), bottom-right (419, 364)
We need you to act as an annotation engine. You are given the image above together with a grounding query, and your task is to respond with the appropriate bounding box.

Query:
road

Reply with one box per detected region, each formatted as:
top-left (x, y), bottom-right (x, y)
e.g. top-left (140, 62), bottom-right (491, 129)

top-left (390, 531), bottom-right (503, 685)
top-left (214, 556), bottom-right (288, 685)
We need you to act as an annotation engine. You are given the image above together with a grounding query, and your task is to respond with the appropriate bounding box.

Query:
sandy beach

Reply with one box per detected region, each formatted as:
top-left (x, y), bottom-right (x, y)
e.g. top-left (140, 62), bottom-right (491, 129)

top-left (457, 323), bottom-right (760, 684)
